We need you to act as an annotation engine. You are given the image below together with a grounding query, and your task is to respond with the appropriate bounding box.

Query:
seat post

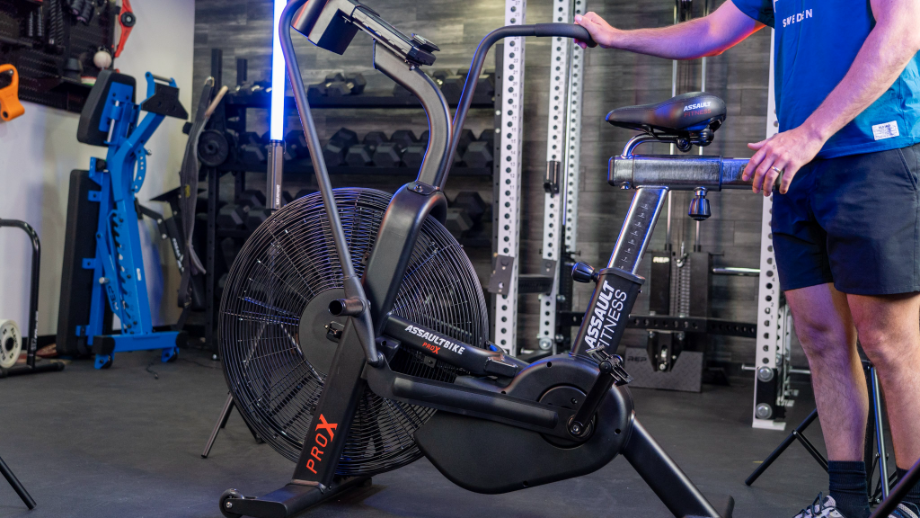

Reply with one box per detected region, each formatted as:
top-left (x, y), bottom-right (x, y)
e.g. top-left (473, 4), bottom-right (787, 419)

top-left (606, 187), bottom-right (669, 274)
top-left (621, 134), bottom-right (659, 158)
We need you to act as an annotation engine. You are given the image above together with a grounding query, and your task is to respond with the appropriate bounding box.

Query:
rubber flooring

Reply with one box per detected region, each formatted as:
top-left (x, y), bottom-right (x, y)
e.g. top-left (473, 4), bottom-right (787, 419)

top-left (0, 349), bottom-right (834, 517)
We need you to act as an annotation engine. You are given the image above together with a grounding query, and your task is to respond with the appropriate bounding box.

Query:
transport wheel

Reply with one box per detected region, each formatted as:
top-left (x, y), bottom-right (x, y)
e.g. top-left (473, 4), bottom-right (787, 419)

top-left (219, 489), bottom-right (243, 518)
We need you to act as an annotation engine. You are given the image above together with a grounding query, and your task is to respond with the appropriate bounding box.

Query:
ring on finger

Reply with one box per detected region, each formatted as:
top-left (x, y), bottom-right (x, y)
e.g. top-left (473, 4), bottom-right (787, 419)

top-left (770, 166), bottom-right (784, 174)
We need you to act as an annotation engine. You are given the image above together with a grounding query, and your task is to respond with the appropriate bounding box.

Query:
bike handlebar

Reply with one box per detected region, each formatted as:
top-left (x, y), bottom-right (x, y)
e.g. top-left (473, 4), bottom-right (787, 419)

top-left (533, 23), bottom-right (598, 47)
top-left (445, 23), bottom-right (596, 187)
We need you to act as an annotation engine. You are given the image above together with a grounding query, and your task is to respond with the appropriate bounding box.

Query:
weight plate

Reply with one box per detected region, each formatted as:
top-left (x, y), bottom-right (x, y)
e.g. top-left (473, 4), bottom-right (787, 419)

top-left (0, 319), bottom-right (22, 369)
top-left (198, 130), bottom-right (230, 167)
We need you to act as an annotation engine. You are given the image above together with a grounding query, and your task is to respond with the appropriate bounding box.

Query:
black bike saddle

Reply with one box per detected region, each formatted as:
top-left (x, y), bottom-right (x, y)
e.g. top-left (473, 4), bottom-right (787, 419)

top-left (606, 92), bottom-right (726, 135)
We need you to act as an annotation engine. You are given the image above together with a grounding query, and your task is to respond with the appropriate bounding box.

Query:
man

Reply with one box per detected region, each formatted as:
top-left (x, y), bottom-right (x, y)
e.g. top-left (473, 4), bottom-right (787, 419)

top-left (576, 1), bottom-right (920, 517)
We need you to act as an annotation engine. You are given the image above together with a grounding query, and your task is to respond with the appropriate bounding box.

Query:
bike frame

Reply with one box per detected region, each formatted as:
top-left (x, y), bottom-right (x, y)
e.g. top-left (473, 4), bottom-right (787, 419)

top-left (220, 1), bottom-right (746, 516)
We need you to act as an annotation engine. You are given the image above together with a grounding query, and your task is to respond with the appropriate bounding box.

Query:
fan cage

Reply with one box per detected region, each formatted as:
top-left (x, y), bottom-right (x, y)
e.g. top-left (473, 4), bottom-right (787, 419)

top-left (218, 188), bottom-right (489, 476)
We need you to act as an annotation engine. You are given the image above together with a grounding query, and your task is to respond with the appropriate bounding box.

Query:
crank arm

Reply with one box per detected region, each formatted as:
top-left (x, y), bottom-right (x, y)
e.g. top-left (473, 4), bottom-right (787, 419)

top-left (363, 361), bottom-right (580, 440)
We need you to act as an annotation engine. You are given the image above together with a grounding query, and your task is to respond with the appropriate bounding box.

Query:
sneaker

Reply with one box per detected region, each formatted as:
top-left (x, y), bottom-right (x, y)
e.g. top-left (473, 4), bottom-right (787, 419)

top-left (891, 502), bottom-right (920, 518)
top-left (794, 493), bottom-right (846, 518)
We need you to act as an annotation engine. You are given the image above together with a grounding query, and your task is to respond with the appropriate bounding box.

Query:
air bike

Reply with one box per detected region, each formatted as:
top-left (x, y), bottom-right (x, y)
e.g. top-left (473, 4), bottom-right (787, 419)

top-left (217, 1), bottom-right (758, 516)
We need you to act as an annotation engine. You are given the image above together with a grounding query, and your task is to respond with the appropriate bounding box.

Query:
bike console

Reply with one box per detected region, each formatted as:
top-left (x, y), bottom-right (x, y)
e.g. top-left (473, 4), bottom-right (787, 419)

top-left (294, 0), bottom-right (438, 66)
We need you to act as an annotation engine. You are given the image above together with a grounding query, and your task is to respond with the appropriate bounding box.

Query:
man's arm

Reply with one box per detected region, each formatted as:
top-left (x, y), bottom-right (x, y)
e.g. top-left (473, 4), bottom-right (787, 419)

top-left (745, 0), bottom-right (920, 196)
top-left (575, 2), bottom-right (764, 59)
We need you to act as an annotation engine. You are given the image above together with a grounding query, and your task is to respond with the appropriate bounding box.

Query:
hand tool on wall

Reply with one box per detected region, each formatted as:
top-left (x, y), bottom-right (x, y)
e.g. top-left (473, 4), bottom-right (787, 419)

top-left (0, 65), bottom-right (25, 122)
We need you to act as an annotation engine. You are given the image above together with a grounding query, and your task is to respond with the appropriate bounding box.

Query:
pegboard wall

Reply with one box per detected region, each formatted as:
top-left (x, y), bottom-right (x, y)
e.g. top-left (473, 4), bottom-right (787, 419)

top-left (0, 0), bottom-right (117, 113)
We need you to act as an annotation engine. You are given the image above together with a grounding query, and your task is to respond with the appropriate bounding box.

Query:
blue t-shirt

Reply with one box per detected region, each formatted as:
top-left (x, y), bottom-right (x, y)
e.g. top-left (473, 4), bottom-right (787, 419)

top-left (731, 0), bottom-right (920, 158)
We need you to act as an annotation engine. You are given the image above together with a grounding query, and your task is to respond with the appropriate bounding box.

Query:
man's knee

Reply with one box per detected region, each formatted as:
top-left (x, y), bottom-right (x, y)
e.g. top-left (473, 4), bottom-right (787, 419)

top-left (786, 284), bottom-right (855, 362)
top-left (853, 317), bottom-right (905, 369)
top-left (794, 313), bottom-right (850, 360)
top-left (849, 293), bottom-right (920, 369)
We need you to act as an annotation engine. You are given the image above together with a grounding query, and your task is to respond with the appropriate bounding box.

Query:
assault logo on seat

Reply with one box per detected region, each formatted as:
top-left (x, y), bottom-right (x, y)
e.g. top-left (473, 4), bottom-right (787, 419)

top-left (683, 101), bottom-right (712, 112)
top-left (404, 325), bottom-right (465, 355)
top-left (583, 281), bottom-right (629, 349)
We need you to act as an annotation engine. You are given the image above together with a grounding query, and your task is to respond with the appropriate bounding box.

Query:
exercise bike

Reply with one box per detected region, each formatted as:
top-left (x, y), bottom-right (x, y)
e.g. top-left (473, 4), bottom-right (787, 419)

top-left (217, 1), bottom-right (756, 516)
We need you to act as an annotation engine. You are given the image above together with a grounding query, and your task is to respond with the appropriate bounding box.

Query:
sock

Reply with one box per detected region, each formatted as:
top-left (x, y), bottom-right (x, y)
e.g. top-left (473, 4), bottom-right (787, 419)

top-left (897, 467), bottom-right (920, 508)
top-left (829, 461), bottom-right (871, 518)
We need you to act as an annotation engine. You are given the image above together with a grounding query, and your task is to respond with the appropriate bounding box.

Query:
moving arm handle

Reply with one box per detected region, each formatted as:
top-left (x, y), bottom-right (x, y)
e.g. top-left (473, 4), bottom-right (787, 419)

top-left (444, 23), bottom-right (596, 188)
top-left (281, 0), bottom-right (380, 366)
top-left (533, 23), bottom-right (598, 45)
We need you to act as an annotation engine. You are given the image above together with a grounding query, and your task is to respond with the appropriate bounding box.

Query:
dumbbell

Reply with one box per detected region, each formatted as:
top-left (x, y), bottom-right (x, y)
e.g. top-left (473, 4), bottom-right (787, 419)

top-left (404, 129), bottom-right (472, 168)
top-left (431, 69), bottom-right (464, 101)
top-left (474, 71), bottom-right (496, 97)
top-left (247, 191), bottom-right (293, 229)
top-left (463, 130), bottom-right (496, 169)
top-left (445, 207), bottom-right (473, 236)
top-left (478, 128), bottom-right (496, 148)
top-left (391, 129), bottom-right (418, 149)
top-left (372, 131), bottom-right (404, 168)
top-left (456, 129), bottom-right (475, 153)
top-left (453, 191), bottom-right (487, 224)
top-left (345, 144), bottom-right (373, 167)
top-left (223, 190), bottom-right (264, 231)
top-left (284, 130), bottom-right (309, 160)
top-left (453, 128), bottom-right (476, 167)
top-left (323, 73), bottom-right (348, 96)
top-left (363, 131), bottom-right (387, 148)
top-left (310, 72), bottom-right (367, 96)
top-left (217, 204), bottom-right (248, 229)
top-left (418, 129), bottom-right (459, 166)
top-left (346, 132), bottom-right (389, 167)
top-left (445, 191), bottom-right (487, 237)
top-left (218, 187), bottom-right (265, 229)
top-left (391, 130), bottom-right (421, 169)
top-left (323, 128), bottom-right (359, 167)
top-left (373, 142), bottom-right (402, 167)
top-left (430, 69), bottom-right (452, 87)
top-left (403, 133), bottom-right (428, 170)
top-left (456, 69), bottom-right (496, 97)
top-left (240, 132), bottom-right (267, 164)
top-left (328, 72), bottom-right (367, 96)
top-left (237, 189), bottom-right (266, 208)
top-left (430, 128), bottom-right (472, 155)
top-left (344, 72), bottom-right (367, 95)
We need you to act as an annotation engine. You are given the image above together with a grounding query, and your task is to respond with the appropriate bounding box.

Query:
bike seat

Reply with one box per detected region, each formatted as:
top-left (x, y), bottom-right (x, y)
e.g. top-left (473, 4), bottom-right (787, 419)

top-left (606, 92), bottom-right (726, 135)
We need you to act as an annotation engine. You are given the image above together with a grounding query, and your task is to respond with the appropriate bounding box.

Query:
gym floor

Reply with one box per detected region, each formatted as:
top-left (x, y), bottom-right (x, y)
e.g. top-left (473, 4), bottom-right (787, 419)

top-left (2, 350), bottom-right (829, 518)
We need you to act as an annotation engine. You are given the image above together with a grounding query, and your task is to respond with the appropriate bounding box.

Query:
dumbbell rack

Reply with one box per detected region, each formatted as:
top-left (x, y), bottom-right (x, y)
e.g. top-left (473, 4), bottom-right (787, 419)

top-left (191, 50), bottom-right (504, 351)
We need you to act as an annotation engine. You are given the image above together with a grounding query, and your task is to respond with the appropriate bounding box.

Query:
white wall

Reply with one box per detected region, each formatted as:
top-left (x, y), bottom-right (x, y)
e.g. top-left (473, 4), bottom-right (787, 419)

top-left (0, 0), bottom-right (195, 338)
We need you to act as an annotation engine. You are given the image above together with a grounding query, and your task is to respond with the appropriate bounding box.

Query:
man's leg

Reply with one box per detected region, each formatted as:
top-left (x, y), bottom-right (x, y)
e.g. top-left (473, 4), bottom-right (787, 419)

top-left (787, 283), bottom-right (868, 460)
top-left (787, 283), bottom-right (871, 518)
top-left (848, 292), bottom-right (920, 494)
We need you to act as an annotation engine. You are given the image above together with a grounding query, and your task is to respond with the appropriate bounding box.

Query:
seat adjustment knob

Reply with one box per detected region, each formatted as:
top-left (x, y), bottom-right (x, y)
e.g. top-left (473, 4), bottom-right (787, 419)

top-left (571, 262), bottom-right (598, 283)
top-left (688, 187), bottom-right (711, 221)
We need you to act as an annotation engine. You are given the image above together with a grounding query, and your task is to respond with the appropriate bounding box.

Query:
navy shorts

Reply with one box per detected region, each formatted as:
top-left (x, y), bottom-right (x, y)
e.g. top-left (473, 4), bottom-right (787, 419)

top-left (772, 143), bottom-right (920, 295)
